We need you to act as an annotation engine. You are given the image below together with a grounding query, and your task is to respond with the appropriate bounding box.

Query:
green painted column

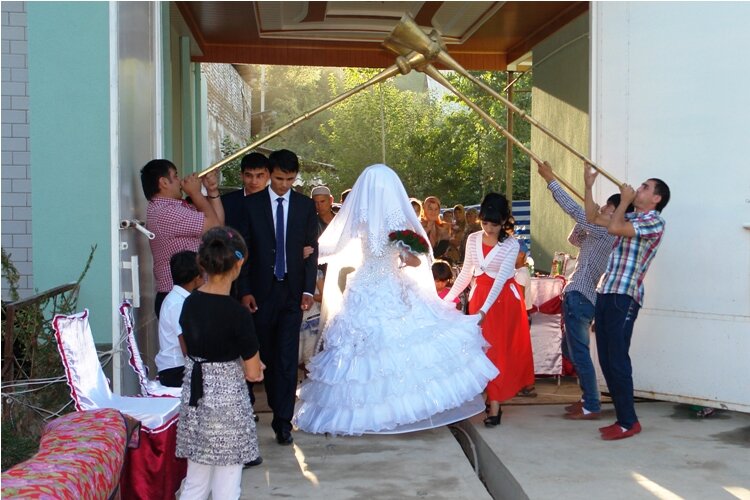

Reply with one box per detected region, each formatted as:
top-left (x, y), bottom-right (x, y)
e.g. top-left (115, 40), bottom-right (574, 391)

top-left (530, 13), bottom-right (590, 273)
top-left (161, 2), bottom-right (173, 160)
top-left (27, 2), bottom-right (112, 341)
top-left (180, 36), bottom-right (194, 172)
top-left (193, 62), bottom-right (203, 170)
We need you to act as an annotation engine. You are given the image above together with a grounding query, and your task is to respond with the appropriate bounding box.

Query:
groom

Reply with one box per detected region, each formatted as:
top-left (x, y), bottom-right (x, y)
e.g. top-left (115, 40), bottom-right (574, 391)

top-left (239, 149), bottom-right (319, 445)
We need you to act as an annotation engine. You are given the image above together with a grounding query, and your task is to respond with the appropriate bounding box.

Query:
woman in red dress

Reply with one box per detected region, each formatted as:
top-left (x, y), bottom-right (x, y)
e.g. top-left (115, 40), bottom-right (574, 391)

top-left (443, 193), bottom-right (535, 426)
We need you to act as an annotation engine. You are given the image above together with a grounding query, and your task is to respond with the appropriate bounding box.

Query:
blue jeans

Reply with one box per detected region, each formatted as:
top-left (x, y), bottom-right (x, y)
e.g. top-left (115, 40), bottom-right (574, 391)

top-left (594, 293), bottom-right (641, 429)
top-left (562, 291), bottom-right (600, 412)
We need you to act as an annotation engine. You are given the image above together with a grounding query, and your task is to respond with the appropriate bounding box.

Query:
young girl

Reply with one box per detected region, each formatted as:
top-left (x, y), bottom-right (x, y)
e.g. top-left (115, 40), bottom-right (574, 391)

top-left (443, 193), bottom-right (535, 427)
top-left (176, 227), bottom-right (264, 499)
top-left (432, 259), bottom-right (460, 308)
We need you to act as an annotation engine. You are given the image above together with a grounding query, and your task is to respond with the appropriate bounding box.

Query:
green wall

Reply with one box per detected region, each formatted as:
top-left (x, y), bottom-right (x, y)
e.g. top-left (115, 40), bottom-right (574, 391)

top-left (530, 13), bottom-right (590, 273)
top-left (28, 2), bottom-right (112, 341)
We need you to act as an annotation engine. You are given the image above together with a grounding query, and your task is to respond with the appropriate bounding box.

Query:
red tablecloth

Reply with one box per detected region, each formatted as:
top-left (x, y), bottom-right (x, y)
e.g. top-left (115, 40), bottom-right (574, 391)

top-left (120, 419), bottom-right (187, 500)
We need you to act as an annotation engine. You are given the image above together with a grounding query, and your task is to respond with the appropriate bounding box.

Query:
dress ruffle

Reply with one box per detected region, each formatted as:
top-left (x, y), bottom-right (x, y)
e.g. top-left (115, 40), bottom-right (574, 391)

top-left (293, 248), bottom-right (498, 436)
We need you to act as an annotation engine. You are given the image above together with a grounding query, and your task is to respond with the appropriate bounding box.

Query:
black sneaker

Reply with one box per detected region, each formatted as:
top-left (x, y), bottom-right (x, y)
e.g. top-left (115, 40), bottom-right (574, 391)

top-left (243, 457), bottom-right (263, 468)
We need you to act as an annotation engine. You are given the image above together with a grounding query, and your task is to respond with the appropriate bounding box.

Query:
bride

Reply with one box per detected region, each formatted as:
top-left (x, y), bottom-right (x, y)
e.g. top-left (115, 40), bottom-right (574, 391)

top-left (293, 164), bottom-right (498, 435)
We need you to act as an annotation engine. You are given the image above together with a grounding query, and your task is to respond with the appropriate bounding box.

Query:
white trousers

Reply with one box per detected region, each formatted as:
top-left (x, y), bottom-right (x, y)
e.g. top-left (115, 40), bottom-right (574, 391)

top-left (179, 460), bottom-right (242, 500)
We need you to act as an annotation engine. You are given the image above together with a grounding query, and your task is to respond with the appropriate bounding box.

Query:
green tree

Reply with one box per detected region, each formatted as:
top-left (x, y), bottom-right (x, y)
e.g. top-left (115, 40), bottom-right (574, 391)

top-left (226, 65), bottom-right (533, 204)
top-left (313, 68), bottom-right (444, 197)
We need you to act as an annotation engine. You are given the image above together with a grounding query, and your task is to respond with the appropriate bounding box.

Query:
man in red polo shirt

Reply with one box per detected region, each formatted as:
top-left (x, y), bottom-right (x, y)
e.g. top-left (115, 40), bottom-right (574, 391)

top-left (141, 159), bottom-right (224, 317)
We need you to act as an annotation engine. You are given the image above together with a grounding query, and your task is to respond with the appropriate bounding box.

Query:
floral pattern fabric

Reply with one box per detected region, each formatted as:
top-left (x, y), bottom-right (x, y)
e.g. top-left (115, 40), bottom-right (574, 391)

top-left (1, 408), bottom-right (138, 499)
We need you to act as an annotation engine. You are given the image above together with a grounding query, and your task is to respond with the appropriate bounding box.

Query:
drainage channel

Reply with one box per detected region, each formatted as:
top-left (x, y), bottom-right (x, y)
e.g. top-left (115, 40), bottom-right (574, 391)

top-left (449, 421), bottom-right (529, 500)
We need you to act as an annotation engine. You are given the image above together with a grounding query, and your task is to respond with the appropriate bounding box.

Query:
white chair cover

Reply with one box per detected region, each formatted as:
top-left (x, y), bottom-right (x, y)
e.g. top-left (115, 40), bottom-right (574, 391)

top-left (118, 301), bottom-right (182, 398)
top-left (53, 310), bottom-right (179, 433)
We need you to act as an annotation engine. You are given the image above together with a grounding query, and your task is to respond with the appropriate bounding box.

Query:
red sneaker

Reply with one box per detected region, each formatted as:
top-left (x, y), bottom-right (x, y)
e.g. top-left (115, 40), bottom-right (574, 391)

top-left (601, 421), bottom-right (642, 440)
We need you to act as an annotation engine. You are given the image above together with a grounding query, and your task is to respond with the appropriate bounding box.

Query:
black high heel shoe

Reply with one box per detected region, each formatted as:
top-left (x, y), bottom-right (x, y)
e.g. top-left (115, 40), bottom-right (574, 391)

top-left (483, 410), bottom-right (502, 427)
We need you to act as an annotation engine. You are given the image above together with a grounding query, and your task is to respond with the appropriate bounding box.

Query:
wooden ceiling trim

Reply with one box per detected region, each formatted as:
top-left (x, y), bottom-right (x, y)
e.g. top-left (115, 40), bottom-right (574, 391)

top-left (452, 3), bottom-right (505, 44)
top-left (176, 2), bottom-right (209, 53)
top-left (301, 2), bottom-right (328, 23)
top-left (414, 2), bottom-right (443, 27)
top-left (506, 1), bottom-right (588, 63)
top-left (194, 44), bottom-right (395, 68)
top-left (194, 43), bottom-right (507, 70)
top-left (325, 14), bottom-right (405, 20)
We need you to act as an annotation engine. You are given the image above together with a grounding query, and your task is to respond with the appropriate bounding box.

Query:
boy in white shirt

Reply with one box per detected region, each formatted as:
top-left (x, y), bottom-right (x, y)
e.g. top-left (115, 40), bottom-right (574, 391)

top-left (156, 250), bottom-right (203, 387)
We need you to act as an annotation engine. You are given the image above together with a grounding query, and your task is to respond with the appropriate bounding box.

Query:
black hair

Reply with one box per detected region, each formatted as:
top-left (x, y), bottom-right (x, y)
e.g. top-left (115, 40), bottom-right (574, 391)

top-left (341, 188), bottom-right (352, 203)
top-left (479, 193), bottom-right (510, 225)
top-left (241, 152), bottom-right (270, 173)
top-left (649, 178), bottom-right (671, 212)
top-left (198, 226), bottom-right (248, 276)
top-left (169, 250), bottom-right (200, 287)
top-left (606, 193), bottom-right (635, 213)
top-left (432, 260), bottom-right (453, 282)
top-left (503, 215), bottom-right (516, 236)
top-left (140, 159), bottom-right (176, 200)
top-left (480, 193), bottom-right (511, 242)
top-left (268, 149), bottom-right (299, 174)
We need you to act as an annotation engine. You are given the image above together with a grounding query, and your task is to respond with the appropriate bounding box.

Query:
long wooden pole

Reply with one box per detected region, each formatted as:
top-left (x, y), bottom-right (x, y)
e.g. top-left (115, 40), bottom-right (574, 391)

top-left (198, 52), bottom-right (426, 177)
top-left (422, 65), bottom-right (584, 201)
top-left (384, 15), bottom-right (622, 188)
top-left (434, 51), bottom-right (621, 188)
top-left (505, 70), bottom-right (514, 202)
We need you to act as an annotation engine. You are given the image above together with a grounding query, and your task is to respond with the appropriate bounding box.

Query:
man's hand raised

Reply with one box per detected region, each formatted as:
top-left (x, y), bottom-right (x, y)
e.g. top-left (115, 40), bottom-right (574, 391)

top-left (583, 162), bottom-right (599, 189)
top-left (536, 160), bottom-right (555, 184)
top-left (181, 173), bottom-right (203, 198)
top-left (619, 183), bottom-right (637, 204)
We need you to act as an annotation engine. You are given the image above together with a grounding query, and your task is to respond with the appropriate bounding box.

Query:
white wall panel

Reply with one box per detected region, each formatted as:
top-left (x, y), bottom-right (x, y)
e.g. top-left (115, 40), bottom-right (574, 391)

top-left (591, 2), bottom-right (750, 412)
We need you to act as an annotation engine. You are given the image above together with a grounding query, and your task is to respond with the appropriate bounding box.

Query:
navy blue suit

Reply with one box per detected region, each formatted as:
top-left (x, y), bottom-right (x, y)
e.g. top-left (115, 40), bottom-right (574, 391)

top-left (239, 187), bottom-right (318, 436)
top-left (221, 188), bottom-right (248, 301)
top-left (220, 188), bottom-right (247, 233)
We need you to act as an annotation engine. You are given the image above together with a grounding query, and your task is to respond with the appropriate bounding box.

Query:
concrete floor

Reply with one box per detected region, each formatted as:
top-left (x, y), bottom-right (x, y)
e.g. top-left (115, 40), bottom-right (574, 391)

top-left (467, 401), bottom-right (750, 499)
top-left (240, 421), bottom-right (490, 499)
top-left (240, 379), bottom-right (750, 499)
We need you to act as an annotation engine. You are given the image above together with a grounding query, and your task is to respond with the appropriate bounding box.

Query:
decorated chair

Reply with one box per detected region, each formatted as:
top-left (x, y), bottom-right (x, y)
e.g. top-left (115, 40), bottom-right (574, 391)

top-left (53, 310), bottom-right (186, 500)
top-left (119, 301), bottom-right (182, 398)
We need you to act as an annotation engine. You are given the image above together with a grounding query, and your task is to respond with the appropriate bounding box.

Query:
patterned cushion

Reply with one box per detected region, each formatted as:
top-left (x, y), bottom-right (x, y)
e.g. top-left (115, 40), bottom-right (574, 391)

top-left (1, 408), bottom-right (139, 499)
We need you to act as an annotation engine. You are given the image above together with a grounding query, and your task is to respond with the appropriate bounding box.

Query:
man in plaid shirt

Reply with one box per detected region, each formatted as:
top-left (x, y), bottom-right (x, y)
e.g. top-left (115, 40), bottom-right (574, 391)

top-left (584, 164), bottom-right (670, 440)
top-left (536, 160), bottom-right (625, 421)
top-left (140, 159), bottom-right (224, 317)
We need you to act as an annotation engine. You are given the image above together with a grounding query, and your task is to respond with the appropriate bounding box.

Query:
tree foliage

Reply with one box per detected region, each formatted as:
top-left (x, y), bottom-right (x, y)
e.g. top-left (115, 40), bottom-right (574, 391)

top-left (228, 65), bottom-right (532, 205)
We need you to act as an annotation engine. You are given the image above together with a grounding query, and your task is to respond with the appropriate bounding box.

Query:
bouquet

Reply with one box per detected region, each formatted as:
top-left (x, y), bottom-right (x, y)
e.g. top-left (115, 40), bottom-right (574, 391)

top-left (388, 230), bottom-right (430, 255)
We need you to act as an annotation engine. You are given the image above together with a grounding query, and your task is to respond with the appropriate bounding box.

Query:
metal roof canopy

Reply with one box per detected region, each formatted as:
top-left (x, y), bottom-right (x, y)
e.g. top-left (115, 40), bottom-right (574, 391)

top-left (176, 1), bottom-right (588, 70)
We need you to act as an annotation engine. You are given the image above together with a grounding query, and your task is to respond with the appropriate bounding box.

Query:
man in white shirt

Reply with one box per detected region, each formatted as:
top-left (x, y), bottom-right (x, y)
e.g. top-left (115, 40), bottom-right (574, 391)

top-left (156, 250), bottom-right (203, 387)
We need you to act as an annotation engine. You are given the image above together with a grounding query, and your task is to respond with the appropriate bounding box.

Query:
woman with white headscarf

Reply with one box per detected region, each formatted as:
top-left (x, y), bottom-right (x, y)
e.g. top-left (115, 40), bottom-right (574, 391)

top-left (293, 164), bottom-right (498, 436)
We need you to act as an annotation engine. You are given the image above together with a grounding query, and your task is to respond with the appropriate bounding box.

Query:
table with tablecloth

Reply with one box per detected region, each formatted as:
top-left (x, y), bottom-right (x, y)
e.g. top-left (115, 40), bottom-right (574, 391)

top-left (527, 276), bottom-right (566, 376)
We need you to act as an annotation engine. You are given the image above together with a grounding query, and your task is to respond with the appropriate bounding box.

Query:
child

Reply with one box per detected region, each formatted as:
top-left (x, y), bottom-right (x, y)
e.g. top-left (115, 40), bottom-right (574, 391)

top-left (176, 227), bottom-right (264, 499)
top-left (155, 251), bottom-right (203, 388)
top-left (432, 259), bottom-right (460, 308)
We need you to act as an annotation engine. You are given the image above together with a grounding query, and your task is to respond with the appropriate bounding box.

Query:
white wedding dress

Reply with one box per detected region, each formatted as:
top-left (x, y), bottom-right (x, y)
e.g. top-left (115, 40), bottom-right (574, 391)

top-left (293, 238), bottom-right (499, 435)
